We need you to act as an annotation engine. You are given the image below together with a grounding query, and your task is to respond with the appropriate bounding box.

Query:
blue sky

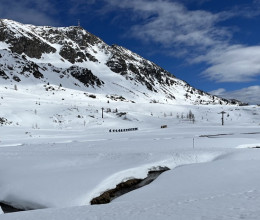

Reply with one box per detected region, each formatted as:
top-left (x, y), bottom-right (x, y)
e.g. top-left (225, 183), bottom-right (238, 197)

top-left (1, 0), bottom-right (260, 104)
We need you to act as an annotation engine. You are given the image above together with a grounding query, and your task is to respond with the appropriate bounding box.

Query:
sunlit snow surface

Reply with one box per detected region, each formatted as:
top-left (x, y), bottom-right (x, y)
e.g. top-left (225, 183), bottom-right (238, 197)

top-left (1, 19), bottom-right (260, 219)
top-left (1, 83), bottom-right (260, 219)
top-left (1, 125), bottom-right (260, 220)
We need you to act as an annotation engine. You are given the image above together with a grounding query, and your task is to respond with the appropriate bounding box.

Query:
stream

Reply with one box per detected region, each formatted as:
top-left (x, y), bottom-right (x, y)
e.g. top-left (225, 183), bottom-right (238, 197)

top-left (91, 166), bottom-right (170, 205)
top-left (0, 166), bottom-right (170, 214)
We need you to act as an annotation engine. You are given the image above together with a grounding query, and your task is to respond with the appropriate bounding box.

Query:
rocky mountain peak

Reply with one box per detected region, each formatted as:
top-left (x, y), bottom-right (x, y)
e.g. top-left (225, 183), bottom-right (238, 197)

top-left (0, 19), bottom-right (241, 105)
top-left (0, 19), bottom-right (56, 59)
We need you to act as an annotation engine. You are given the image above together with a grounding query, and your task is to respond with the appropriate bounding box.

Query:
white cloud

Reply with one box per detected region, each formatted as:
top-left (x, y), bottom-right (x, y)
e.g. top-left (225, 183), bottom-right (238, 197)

top-left (210, 88), bottom-right (227, 96)
top-left (210, 86), bottom-right (260, 104)
top-left (195, 45), bottom-right (260, 82)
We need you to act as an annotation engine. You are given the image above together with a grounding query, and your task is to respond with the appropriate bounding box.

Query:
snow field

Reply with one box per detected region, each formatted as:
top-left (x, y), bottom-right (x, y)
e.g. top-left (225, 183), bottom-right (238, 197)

top-left (1, 140), bottom-right (260, 219)
top-left (1, 93), bottom-right (260, 219)
top-left (1, 122), bottom-right (260, 215)
top-left (0, 129), bottom-right (221, 209)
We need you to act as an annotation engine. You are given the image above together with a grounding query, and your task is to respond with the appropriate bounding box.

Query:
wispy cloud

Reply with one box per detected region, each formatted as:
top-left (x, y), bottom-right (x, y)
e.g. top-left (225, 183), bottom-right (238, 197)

top-left (210, 86), bottom-right (260, 104)
top-left (68, 0), bottom-right (97, 15)
top-left (103, 0), bottom-right (228, 51)
top-left (229, 0), bottom-right (260, 18)
top-left (0, 0), bottom-right (59, 26)
top-left (101, 0), bottom-right (260, 83)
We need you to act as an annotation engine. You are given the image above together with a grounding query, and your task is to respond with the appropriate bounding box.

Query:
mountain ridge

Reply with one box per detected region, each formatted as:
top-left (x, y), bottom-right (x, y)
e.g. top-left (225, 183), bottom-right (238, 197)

top-left (0, 19), bottom-right (241, 105)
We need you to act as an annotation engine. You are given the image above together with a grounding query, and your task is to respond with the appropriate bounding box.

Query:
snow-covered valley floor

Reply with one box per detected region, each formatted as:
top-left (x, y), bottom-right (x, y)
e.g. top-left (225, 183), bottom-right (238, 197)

top-left (1, 85), bottom-right (260, 219)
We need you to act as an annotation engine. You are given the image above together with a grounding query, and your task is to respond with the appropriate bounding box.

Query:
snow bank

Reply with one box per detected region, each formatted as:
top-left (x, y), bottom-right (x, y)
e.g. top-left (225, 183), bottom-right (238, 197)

top-left (2, 149), bottom-right (260, 220)
top-left (0, 136), bottom-right (221, 210)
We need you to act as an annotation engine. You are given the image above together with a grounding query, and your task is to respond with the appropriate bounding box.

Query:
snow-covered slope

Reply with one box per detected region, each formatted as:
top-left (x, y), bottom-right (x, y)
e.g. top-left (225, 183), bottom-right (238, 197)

top-left (0, 19), bottom-right (240, 105)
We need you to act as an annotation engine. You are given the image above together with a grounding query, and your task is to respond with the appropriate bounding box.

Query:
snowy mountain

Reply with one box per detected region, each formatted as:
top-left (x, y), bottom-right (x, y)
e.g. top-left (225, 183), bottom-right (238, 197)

top-left (1, 19), bottom-right (260, 220)
top-left (0, 19), bottom-right (239, 105)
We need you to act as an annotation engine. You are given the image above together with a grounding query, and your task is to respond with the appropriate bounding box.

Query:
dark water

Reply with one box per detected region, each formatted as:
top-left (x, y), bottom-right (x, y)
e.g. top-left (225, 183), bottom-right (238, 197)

top-left (91, 166), bottom-right (170, 205)
top-left (0, 202), bottom-right (26, 213)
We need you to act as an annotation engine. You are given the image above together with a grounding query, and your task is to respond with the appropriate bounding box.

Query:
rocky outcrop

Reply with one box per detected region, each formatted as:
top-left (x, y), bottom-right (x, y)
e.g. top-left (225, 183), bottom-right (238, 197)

top-left (34, 26), bottom-right (103, 63)
top-left (65, 66), bottom-right (104, 87)
top-left (8, 37), bottom-right (56, 59)
top-left (0, 70), bottom-right (9, 79)
top-left (0, 50), bottom-right (104, 88)
top-left (0, 21), bottom-right (56, 59)
top-left (59, 45), bottom-right (79, 64)
top-left (0, 117), bottom-right (12, 125)
top-left (106, 45), bottom-right (176, 93)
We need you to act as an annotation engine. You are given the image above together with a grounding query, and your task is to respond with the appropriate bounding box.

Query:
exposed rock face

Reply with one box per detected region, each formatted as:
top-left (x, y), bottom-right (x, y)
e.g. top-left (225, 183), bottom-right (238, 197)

top-left (9, 37), bottom-right (56, 59)
top-left (33, 26), bottom-right (103, 63)
top-left (106, 45), bottom-right (176, 93)
top-left (0, 21), bottom-right (56, 58)
top-left (0, 50), bottom-right (103, 88)
top-left (61, 27), bottom-right (102, 46)
top-left (65, 66), bottom-right (104, 87)
top-left (0, 20), bottom-right (103, 63)
top-left (106, 57), bottom-right (127, 75)
top-left (0, 70), bottom-right (9, 79)
top-left (59, 45), bottom-right (79, 64)
top-left (0, 50), bottom-right (44, 79)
